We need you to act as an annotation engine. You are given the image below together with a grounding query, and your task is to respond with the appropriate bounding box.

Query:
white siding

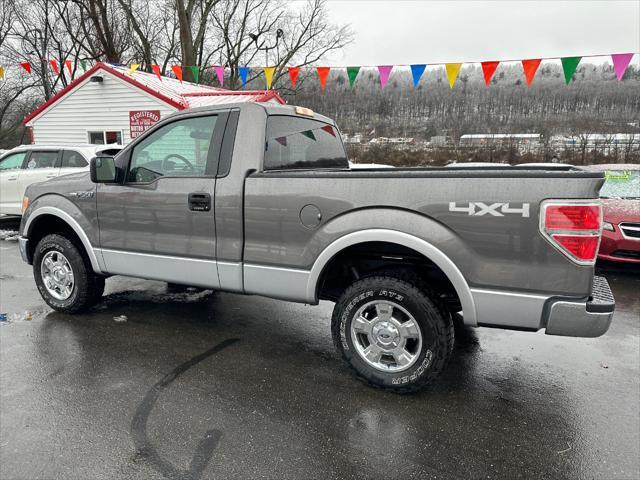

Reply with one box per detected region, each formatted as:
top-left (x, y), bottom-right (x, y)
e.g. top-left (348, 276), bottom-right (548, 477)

top-left (28, 70), bottom-right (177, 145)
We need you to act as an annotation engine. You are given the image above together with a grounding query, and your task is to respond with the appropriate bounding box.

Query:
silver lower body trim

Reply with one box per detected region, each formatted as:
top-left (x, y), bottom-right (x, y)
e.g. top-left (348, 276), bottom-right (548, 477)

top-left (470, 288), bottom-right (551, 330)
top-left (95, 248), bottom-right (220, 288)
top-left (243, 263), bottom-right (311, 302)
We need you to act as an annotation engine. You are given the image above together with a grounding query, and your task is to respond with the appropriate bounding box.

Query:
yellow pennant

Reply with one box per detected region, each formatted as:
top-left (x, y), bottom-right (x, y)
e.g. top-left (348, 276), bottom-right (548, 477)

top-left (263, 67), bottom-right (275, 89)
top-left (445, 63), bottom-right (462, 89)
top-left (0, 66), bottom-right (4, 79)
top-left (128, 64), bottom-right (140, 75)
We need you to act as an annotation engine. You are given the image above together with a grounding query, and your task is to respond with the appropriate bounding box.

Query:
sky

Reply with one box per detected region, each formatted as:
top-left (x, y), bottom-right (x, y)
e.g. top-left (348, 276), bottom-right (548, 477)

top-left (321, 0), bottom-right (640, 66)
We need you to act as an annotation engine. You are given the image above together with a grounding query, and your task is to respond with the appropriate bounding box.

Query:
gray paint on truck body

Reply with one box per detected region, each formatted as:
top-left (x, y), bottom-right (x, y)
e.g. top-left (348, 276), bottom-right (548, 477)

top-left (19, 102), bottom-right (610, 334)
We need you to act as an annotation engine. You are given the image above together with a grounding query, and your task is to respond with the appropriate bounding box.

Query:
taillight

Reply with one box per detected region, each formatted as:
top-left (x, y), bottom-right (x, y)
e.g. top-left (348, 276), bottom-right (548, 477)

top-left (540, 201), bottom-right (602, 265)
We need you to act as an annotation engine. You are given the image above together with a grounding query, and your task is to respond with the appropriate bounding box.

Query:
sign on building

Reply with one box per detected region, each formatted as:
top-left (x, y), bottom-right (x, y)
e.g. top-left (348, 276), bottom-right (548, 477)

top-left (129, 110), bottom-right (161, 139)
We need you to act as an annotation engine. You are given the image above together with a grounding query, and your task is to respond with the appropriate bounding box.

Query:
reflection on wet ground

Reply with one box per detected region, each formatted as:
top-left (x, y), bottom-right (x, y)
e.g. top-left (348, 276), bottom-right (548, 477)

top-left (1, 241), bottom-right (639, 480)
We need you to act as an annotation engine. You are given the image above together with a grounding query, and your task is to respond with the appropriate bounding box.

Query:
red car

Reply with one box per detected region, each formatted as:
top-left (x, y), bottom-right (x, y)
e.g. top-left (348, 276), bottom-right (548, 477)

top-left (586, 164), bottom-right (640, 264)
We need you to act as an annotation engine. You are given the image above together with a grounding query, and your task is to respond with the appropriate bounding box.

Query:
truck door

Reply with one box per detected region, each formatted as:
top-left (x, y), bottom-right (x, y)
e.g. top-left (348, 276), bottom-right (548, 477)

top-left (95, 112), bottom-right (228, 288)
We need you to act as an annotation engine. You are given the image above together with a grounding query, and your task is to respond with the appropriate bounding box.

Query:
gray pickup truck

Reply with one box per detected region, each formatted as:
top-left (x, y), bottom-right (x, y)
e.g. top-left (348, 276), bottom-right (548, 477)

top-left (18, 103), bottom-right (615, 392)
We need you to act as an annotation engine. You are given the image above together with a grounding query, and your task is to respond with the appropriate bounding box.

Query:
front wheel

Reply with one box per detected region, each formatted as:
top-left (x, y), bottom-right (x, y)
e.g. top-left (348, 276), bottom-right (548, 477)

top-left (331, 275), bottom-right (454, 393)
top-left (33, 234), bottom-right (104, 313)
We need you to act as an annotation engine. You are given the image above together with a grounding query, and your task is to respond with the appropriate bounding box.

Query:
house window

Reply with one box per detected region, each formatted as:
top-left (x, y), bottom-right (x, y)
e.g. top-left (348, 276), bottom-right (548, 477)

top-left (88, 131), bottom-right (123, 145)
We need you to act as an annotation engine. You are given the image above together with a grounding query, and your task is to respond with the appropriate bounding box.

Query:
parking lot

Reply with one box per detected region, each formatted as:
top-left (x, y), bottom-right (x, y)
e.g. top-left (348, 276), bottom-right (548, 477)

top-left (1, 220), bottom-right (639, 480)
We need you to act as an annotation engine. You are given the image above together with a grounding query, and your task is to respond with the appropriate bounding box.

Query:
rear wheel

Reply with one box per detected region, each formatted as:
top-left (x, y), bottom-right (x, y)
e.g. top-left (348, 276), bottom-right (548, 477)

top-left (331, 274), bottom-right (453, 393)
top-left (33, 234), bottom-right (103, 313)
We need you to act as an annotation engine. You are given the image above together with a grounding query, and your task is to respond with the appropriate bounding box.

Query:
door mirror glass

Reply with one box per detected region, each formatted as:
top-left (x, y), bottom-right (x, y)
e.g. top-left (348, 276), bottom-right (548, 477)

top-left (90, 156), bottom-right (117, 183)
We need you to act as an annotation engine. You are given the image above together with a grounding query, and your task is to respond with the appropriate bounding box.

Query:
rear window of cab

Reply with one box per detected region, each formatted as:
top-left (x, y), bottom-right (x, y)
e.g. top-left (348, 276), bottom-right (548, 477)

top-left (264, 116), bottom-right (348, 171)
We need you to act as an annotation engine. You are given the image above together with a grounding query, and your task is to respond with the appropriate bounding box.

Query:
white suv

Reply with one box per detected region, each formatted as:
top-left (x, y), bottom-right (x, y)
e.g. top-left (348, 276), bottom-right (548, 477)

top-left (0, 144), bottom-right (122, 215)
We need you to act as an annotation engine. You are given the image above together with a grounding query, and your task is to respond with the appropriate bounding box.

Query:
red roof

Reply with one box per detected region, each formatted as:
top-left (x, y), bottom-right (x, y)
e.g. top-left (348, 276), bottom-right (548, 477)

top-left (24, 62), bottom-right (285, 124)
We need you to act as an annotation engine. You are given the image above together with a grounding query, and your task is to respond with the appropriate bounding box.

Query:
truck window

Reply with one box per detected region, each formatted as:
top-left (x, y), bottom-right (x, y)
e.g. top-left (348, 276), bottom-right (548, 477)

top-left (128, 115), bottom-right (217, 183)
top-left (265, 116), bottom-right (348, 171)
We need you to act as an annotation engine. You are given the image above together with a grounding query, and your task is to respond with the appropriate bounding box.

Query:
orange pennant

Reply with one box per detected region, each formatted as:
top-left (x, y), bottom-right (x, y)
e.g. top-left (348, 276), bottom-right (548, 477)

top-left (521, 59), bottom-right (542, 86)
top-left (288, 67), bottom-right (300, 88)
top-left (316, 67), bottom-right (330, 91)
top-left (151, 64), bottom-right (162, 81)
top-left (171, 65), bottom-right (183, 82)
top-left (49, 60), bottom-right (59, 75)
top-left (480, 61), bottom-right (499, 87)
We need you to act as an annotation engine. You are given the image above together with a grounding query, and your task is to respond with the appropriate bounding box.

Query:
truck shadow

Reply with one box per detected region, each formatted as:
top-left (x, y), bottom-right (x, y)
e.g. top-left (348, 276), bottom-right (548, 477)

top-left (31, 287), bottom-right (582, 479)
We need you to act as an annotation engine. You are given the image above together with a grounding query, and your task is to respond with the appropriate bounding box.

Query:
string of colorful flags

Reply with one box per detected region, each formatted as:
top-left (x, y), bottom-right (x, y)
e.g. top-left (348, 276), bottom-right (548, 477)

top-left (1, 53), bottom-right (636, 90)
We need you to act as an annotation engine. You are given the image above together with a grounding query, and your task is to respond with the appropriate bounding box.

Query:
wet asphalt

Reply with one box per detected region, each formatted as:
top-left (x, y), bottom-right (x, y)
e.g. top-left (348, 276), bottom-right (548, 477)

top-left (1, 223), bottom-right (639, 479)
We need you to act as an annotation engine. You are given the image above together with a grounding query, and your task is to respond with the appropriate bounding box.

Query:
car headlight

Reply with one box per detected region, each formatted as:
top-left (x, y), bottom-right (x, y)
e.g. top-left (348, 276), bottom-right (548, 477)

top-left (602, 221), bottom-right (614, 232)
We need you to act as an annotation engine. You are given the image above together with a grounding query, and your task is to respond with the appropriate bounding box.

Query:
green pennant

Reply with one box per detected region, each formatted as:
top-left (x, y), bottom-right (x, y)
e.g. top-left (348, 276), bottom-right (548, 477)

top-left (561, 56), bottom-right (581, 85)
top-left (189, 66), bottom-right (200, 83)
top-left (301, 130), bottom-right (316, 141)
top-left (80, 59), bottom-right (87, 71)
top-left (346, 66), bottom-right (360, 88)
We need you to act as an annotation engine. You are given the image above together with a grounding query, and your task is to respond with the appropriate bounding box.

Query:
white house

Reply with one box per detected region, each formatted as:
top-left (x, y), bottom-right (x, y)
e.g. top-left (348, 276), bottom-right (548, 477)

top-left (23, 62), bottom-right (285, 145)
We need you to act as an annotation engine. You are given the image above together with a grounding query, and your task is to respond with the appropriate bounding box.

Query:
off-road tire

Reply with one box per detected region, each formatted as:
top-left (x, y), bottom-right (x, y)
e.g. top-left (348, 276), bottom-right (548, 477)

top-left (33, 233), bottom-right (103, 313)
top-left (331, 275), bottom-right (454, 393)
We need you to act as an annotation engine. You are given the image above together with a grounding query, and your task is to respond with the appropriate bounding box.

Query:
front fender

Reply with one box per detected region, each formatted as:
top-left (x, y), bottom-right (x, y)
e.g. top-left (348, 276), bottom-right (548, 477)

top-left (21, 194), bottom-right (103, 273)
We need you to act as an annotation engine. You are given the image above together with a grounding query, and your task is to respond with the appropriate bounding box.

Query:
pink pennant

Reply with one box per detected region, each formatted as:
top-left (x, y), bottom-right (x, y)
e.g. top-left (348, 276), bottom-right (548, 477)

top-left (377, 65), bottom-right (393, 89)
top-left (275, 136), bottom-right (287, 146)
top-left (611, 53), bottom-right (634, 81)
top-left (214, 66), bottom-right (224, 86)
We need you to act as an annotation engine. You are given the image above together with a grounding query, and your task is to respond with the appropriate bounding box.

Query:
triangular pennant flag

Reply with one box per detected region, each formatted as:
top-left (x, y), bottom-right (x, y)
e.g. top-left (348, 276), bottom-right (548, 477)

top-left (0, 67), bottom-right (4, 80)
top-left (480, 61), bottom-right (499, 87)
top-left (410, 64), bottom-right (426, 88)
top-left (275, 136), bottom-right (287, 146)
top-left (445, 63), bottom-right (462, 88)
top-left (321, 125), bottom-right (336, 137)
top-left (263, 66), bottom-right (275, 89)
top-left (346, 66), bottom-right (360, 88)
top-left (189, 66), bottom-right (200, 83)
top-left (611, 53), bottom-right (634, 81)
top-left (521, 59), bottom-right (542, 86)
top-left (239, 67), bottom-right (249, 88)
top-left (288, 67), bottom-right (300, 88)
top-left (301, 130), bottom-right (316, 141)
top-left (377, 65), bottom-right (393, 89)
top-left (151, 64), bottom-right (162, 80)
top-left (214, 66), bottom-right (224, 86)
top-left (128, 64), bottom-right (140, 76)
top-left (49, 60), bottom-right (59, 75)
top-left (80, 59), bottom-right (87, 71)
top-left (65, 60), bottom-right (72, 75)
top-left (561, 56), bottom-right (581, 85)
top-left (20, 62), bottom-right (31, 74)
top-left (171, 65), bottom-right (183, 82)
top-left (316, 67), bottom-right (330, 91)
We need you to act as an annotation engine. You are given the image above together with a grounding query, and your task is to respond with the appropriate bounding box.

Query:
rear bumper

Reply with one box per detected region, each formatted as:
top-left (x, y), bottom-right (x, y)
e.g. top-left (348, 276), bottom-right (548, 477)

top-left (544, 276), bottom-right (615, 337)
top-left (18, 236), bottom-right (31, 264)
top-left (471, 276), bottom-right (615, 338)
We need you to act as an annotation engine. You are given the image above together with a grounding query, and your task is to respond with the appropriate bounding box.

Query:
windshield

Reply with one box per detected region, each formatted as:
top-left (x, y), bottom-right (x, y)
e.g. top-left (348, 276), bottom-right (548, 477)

top-left (599, 170), bottom-right (640, 199)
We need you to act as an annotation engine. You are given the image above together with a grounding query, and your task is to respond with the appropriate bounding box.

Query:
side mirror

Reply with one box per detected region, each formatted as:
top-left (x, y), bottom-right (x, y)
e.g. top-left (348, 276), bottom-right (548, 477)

top-left (90, 156), bottom-right (118, 183)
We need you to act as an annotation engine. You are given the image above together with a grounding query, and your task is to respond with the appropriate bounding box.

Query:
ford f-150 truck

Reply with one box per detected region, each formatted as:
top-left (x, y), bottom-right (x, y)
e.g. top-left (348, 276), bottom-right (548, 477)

top-left (18, 103), bottom-right (615, 392)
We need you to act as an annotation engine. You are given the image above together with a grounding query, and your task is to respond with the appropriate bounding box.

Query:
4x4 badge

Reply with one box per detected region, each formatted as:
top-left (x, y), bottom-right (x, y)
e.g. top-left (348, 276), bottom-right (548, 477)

top-left (449, 202), bottom-right (530, 217)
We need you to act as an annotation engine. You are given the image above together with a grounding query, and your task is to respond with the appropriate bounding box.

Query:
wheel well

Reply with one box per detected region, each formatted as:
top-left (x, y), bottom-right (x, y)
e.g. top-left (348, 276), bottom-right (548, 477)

top-left (317, 241), bottom-right (461, 312)
top-left (27, 215), bottom-right (84, 260)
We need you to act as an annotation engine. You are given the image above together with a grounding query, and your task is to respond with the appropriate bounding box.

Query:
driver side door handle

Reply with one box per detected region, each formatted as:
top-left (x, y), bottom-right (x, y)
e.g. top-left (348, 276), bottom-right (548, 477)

top-left (188, 192), bottom-right (211, 212)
